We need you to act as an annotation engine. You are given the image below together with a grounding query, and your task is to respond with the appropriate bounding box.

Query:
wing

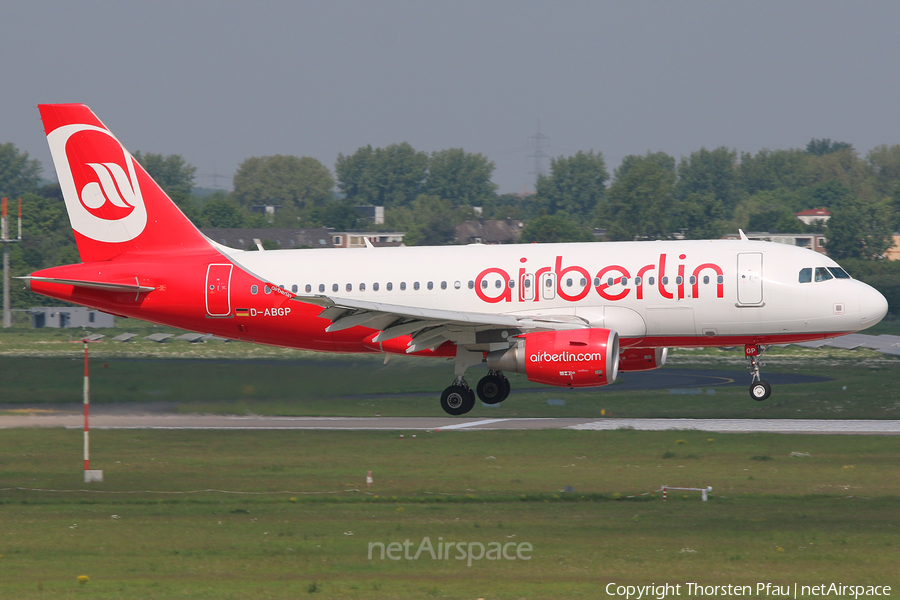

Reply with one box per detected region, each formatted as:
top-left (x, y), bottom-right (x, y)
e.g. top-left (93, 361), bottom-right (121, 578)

top-left (293, 294), bottom-right (587, 353)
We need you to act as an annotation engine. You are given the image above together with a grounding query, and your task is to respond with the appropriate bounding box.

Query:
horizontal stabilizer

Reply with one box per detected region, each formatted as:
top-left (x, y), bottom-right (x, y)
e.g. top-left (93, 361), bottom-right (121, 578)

top-left (19, 276), bottom-right (156, 293)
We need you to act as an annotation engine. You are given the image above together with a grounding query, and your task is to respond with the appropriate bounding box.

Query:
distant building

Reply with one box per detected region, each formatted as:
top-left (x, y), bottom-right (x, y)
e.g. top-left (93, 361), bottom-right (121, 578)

top-left (456, 219), bottom-right (524, 244)
top-left (884, 234), bottom-right (900, 261)
top-left (796, 207), bottom-right (831, 226)
top-left (200, 228), bottom-right (334, 250)
top-left (355, 205), bottom-right (385, 225)
top-left (722, 231), bottom-right (827, 254)
top-left (30, 307), bottom-right (115, 329)
top-left (331, 231), bottom-right (406, 248)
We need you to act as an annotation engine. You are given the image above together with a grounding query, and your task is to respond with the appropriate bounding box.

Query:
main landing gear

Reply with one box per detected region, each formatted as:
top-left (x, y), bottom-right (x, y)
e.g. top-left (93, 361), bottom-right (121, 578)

top-left (439, 371), bottom-right (511, 415)
top-left (439, 346), bottom-right (511, 415)
top-left (746, 344), bottom-right (772, 401)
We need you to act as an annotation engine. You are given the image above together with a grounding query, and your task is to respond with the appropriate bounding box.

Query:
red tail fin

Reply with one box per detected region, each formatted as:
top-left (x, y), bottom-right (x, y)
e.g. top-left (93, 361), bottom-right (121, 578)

top-left (39, 104), bottom-right (212, 262)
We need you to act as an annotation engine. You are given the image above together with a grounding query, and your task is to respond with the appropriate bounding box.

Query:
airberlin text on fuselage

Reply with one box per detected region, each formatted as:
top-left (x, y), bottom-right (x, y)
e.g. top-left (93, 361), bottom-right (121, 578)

top-left (475, 253), bottom-right (725, 304)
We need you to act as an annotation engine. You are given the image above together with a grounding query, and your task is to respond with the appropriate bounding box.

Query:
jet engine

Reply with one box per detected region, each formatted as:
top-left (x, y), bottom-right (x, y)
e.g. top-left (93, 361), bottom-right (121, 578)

top-left (486, 328), bottom-right (619, 387)
top-left (617, 347), bottom-right (668, 372)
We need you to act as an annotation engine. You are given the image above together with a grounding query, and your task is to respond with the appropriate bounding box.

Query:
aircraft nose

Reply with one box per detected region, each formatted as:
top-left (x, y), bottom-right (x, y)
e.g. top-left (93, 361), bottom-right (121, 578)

top-left (859, 284), bottom-right (888, 329)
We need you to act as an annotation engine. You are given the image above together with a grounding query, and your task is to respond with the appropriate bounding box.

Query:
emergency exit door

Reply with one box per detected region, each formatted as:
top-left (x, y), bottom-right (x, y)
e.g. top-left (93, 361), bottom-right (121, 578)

top-left (737, 253), bottom-right (763, 305)
top-left (206, 264), bottom-right (233, 316)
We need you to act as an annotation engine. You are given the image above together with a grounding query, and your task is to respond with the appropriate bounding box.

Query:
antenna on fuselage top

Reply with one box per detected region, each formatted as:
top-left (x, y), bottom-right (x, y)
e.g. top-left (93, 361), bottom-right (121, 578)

top-left (739, 229), bottom-right (749, 241)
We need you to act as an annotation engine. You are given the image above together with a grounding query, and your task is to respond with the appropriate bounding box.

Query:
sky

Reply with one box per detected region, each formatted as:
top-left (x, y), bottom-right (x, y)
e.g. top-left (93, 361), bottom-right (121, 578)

top-left (3, 1), bottom-right (900, 195)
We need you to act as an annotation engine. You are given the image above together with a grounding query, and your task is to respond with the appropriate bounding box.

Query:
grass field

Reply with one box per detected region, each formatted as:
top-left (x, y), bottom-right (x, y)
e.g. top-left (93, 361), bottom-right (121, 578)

top-left (2, 326), bottom-right (899, 598)
top-left (1, 428), bottom-right (898, 599)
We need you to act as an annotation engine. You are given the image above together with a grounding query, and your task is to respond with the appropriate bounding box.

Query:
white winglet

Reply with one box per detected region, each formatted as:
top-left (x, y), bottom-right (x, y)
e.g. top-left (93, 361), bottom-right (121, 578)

top-left (739, 229), bottom-right (749, 241)
top-left (364, 237), bottom-right (375, 249)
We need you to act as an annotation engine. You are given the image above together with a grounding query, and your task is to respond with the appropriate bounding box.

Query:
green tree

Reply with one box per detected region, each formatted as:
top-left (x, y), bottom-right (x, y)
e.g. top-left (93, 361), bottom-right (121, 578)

top-left (424, 148), bottom-right (497, 206)
top-left (739, 148), bottom-right (813, 195)
top-left (0, 143), bottom-right (42, 198)
top-left (605, 154), bottom-right (674, 240)
top-left (533, 150), bottom-right (608, 219)
top-left (806, 138), bottom-right (852, 156)
top-left (200, 194), bottom-right (246, 228)
top-left (307, 198), bottom-right (367, 231)
top-left (675, 147), bottom-right (741, 218)
top-left (401, 195), bottom-right (467, 246)
top-left (233, 155), bottom-right (334, 212)
top-left (132, 152), bottom-right (196, 210)
top-left (519, 215), bottom-right (594, 243)
top-left (866, 144), bottom-right (900, 197)
top-left (672, 192), bottom-right (726, 239)
top-left (825, 196), bottom-right (894, 260)
top-left (335, 143), bottom-right (428, 207)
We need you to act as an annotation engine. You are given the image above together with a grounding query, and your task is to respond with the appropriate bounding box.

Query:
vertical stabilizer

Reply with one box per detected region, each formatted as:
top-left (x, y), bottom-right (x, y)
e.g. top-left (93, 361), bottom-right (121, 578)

top-left (39, 104), bottom-right (211, 262)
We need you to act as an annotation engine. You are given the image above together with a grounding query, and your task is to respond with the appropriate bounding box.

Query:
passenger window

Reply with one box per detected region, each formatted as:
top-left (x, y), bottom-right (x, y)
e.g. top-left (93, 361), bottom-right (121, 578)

top-left (251, 285), bottom-right (258, 295)
top-left (828, 267), bottom-right (851, 279)
top-left (468, 281), bottom-right (474, 289)
top-left (264, 286), bottom-right (271, 294)
top-left (360, 283), bottom-right (366, 291)
top-left (566, 278), bottom-right (573, 287)
top-left (441, 281), bottom-right (447, 290)
top-left (427, 281), bottom-right (433, 290)
top-left (524, 279), bottom-right (531, 288)
top-left (580, 278), bottom-right (587, 287)
top-left (373, 282), bottom-right (379, 291)
top-left (495, 279), bottom-right (502, 289)
top-left (716, 275), bottom-right (724, 284)
top-left (414, 282), bottom-right (420, 290)
top-left (291, 284), bottom-right (298, 293)
top-left (332, 284), bottom-right (339, 292)
top-left (305, 284), bottom-right (312, 293)
top-left (689, 276), bottom-right (696, 285)
top-left (607, 278), bottom-right (614, 287)
top-left (346, 283), bottom-right (353, 292)
top-left (318, 284), bottom-right (325, 293)
top-left (676, 276), bottom-right (683, 285)
top-left (633, 277), bottom-right (641, 286)
top-left (703, 276), bottom-right (709, 285)
top-left (649, 277), bottom-right (655, 286)
top-left (662, 277), bottom-right (668, 285)
top-left (400, 282), bottom-right (407, 291)
top-left (815, 267), bottom-right (833, 282)
top-left (481, 280), bottom-right (488, 289)
top-left (387, 282), bottom-right (393, 291)
top-left (798, 268), bottom-right (812, 283)
top-left (454, 281), bottom-right (460, 289)
top-left (508, 279), bottom-right (515, 288)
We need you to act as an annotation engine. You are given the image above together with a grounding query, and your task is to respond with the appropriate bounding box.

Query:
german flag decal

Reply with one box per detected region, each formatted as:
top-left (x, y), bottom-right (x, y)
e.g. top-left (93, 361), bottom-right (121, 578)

top-left (235, 308), bottom-right (250, 317)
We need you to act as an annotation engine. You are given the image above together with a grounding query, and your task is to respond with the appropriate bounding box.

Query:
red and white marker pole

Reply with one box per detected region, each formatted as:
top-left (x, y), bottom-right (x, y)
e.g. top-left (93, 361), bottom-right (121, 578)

top-left (80, 338), bottom-right (103, 482)
top-left (366, 471), bottom-right (373, 487)
top-left (83, 340), bottom-right (90, 472)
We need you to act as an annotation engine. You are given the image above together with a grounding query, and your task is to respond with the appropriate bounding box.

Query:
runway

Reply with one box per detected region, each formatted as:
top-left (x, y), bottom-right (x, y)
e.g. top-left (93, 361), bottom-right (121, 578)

top-left (1, 412), bottom-right (898, 435)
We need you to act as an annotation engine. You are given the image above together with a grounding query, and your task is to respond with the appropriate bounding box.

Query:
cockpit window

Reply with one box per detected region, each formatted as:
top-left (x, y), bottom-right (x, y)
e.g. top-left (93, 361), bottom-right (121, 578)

top-left (814, 267), bottom-right (833, 282)
top-left (828, 267), bottom-right (851, 279)
top-left (798, 268), bottom-right (812, 283)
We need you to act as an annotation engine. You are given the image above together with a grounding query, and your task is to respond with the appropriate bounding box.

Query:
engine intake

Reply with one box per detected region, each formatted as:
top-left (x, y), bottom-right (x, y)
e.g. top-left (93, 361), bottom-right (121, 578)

top-left (486, 328), bottom-right (619, 388)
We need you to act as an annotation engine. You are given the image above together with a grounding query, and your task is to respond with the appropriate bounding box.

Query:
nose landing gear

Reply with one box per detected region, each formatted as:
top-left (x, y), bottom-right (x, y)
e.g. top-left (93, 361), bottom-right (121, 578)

top-left (746, 344), bottom-right (771, 401)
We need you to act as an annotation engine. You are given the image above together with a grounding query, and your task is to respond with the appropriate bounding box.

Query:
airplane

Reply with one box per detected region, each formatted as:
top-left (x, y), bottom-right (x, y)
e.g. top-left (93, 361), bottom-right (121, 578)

top-left (22, 104), bottom-right (889, 415)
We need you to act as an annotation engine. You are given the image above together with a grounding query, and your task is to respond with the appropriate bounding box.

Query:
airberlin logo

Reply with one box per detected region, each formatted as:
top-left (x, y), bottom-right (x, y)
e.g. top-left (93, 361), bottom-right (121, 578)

top-left (46, 124), bottom-right (148, 243)
top-left (530, 351), bottom-right (605, 363)
top-left (474, 254), bottom-right (724, 304)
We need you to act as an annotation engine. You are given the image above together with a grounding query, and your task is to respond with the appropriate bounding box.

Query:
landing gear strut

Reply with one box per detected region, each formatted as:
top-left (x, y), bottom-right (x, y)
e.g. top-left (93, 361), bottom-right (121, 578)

top-left (476, 370), bottom-right (510, 404)
top-left (746, 344), bottom-right (771, 401)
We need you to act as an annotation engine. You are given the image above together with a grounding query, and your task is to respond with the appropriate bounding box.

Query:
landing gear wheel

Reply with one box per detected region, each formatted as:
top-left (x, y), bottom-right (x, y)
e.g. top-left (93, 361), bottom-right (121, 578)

top-left (749, 381), bottom-right (771, 402)
top-left (441, 384), bottom-right (476, 415)
top-left (477, 372), bottom-right (509, 404)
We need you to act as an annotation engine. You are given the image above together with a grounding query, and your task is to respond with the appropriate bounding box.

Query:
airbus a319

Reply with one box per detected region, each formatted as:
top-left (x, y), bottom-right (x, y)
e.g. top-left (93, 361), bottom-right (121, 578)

top-left (23, 104), bottom-right (889, 415)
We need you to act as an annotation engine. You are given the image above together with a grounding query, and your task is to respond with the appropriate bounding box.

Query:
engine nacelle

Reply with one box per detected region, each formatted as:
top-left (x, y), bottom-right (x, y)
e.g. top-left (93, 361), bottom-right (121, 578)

top-left (617, 347), bottom-right (668, 372)
top-left (486, 328), bottom-right (619, 387)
